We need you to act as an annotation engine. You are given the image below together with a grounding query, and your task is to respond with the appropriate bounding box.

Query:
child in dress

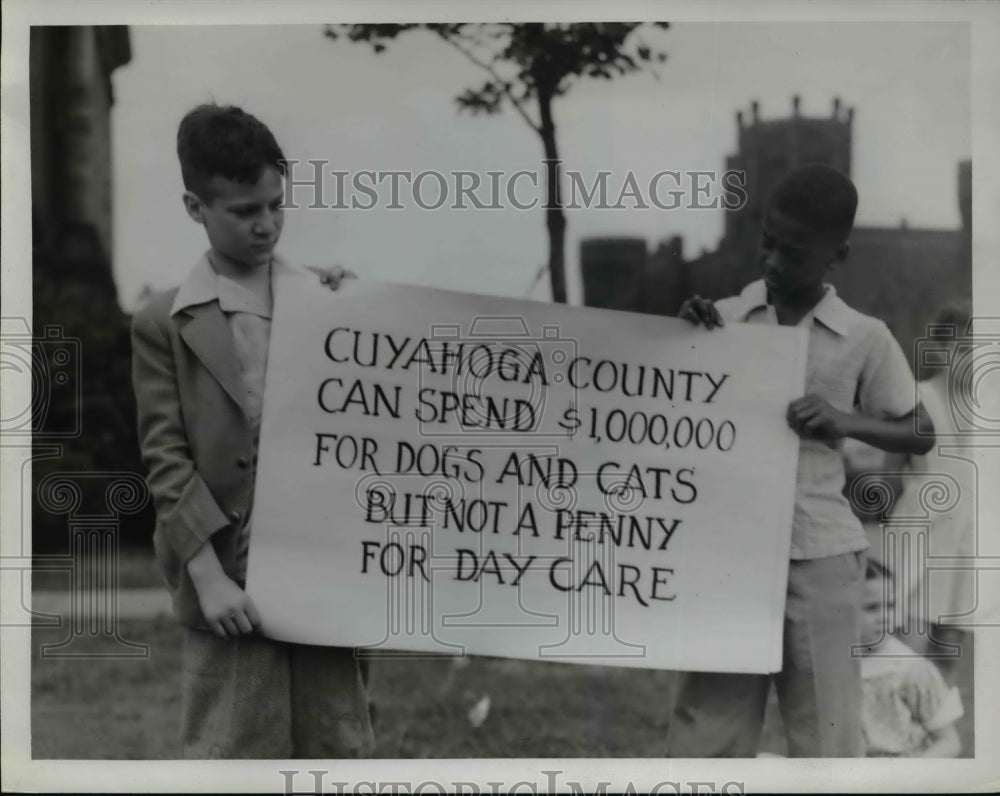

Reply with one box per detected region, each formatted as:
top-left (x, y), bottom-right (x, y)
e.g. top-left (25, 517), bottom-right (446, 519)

top-left (859, 559), bottom-right (963, 757)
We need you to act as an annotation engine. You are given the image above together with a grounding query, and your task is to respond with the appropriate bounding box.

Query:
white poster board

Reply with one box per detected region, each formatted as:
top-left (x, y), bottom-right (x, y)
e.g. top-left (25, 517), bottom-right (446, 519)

top-left (248, 271), bottom-right (807, 673)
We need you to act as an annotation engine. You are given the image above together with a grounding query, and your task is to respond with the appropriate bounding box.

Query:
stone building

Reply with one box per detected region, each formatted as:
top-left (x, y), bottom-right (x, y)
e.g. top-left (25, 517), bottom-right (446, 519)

top-left (581, 96), bottom-right (972, 371)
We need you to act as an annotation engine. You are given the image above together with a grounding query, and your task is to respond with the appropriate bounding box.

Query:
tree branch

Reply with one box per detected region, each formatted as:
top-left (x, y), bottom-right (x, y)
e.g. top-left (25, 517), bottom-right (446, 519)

top-left (430, 27), bottom-right (542, 134)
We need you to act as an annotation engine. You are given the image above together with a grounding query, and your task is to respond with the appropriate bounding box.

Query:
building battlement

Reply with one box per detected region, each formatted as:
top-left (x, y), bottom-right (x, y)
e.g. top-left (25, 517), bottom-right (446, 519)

top-left (581, 96), bottom-right (971, 373)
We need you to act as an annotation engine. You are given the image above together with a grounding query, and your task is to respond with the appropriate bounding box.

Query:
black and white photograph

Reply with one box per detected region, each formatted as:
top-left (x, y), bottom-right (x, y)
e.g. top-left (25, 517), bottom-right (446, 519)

top-left (2, 0), bottom-right (999, 792)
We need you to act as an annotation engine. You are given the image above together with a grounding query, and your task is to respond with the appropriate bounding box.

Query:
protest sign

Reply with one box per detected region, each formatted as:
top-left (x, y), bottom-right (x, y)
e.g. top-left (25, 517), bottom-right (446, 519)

top-left (247, 271), bottom-right (807, 673)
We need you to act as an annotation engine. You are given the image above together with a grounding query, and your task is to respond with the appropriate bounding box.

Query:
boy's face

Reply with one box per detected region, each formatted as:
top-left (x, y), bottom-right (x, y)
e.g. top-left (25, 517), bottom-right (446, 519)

top-left (758, 207), bottom-right (847, 300)
top-left (183, 165), bottom-right (285, 271)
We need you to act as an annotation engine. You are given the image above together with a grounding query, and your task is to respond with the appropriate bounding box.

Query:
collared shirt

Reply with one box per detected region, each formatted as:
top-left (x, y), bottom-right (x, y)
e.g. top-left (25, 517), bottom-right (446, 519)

top-left (171, 253), bottom-right (295, 580)
top-left (170, 253), bottom-right (287, 435)
top-left (715, 279), bottom-right (918, 559)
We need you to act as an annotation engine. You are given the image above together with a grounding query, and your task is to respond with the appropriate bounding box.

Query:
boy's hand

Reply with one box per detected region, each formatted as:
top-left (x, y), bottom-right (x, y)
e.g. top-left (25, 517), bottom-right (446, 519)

top-left (678, 295), bottom-right (725, 328)
top-left (787, 394), bottom-right (850, 442)
top-left (314, 264), bottom-right (357, 291)
top-left (186, 542), bottom-right (261, 638)
top-left (192, 572), bottom-right (262, 638)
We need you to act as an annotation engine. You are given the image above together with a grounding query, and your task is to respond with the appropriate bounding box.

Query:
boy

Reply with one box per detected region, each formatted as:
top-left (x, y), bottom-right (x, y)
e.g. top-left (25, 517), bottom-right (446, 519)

top-left (668, 163), bottom-right (935, 757)
top-left (859, 559), bottom-right (963, 757)
top-left (131, 104), bottom-right (372, 758)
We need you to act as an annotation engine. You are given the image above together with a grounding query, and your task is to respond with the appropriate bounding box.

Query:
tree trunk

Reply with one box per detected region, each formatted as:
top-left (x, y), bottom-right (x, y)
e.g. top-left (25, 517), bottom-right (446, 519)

top-left (536, 88), bottom-right (567, 304)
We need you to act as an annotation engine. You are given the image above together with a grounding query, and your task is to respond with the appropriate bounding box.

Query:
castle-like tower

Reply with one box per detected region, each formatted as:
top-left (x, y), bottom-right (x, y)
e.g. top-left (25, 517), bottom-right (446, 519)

top-left (722, 96), bottom-right (853, 259)
top-left (580, 95), bottom-right (971, 372)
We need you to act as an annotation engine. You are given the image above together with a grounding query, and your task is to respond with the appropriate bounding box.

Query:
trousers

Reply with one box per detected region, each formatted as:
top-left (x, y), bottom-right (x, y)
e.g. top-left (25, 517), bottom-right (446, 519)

top-left (180, 628), bottom-right (375, 759)
top-left (667, 551), bottom-right (866, 757)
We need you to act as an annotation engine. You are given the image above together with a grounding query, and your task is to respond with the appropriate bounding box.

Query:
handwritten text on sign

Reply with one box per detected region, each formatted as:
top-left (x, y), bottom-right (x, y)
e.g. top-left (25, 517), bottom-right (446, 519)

top-left (248, 274), bottom-right (807, 673)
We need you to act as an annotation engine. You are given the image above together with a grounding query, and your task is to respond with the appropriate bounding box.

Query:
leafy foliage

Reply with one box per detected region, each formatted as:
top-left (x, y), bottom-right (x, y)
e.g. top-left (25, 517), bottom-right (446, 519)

top-left (325, 23), bottom-right (669, 129)
top-left (325, 22), bottom-right (670, 304)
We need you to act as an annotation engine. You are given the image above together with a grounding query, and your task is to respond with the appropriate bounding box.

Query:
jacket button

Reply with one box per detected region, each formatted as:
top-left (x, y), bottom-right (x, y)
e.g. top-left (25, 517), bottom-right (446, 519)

top-left (237, 456), bottom-right (250, 468)
top-left (229, 510), bottom-right (242, 523)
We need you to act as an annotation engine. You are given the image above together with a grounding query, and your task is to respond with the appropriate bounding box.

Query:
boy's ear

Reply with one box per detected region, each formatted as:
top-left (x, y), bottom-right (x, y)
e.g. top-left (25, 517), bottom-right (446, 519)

top-left (834, 242), bottom-right (850, 263)
top-left (182, 191), bottom-right (206, 224)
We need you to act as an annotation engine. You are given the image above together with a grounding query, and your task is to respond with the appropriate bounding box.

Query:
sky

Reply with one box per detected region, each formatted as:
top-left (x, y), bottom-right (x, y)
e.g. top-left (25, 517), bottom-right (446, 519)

top-left (111, 21), bottom-right (971, 310)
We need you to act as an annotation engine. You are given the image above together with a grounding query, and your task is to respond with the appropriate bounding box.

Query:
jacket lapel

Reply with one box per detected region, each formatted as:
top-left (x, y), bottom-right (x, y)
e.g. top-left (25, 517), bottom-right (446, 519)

top-left (179, 302), bottom-right (249, 419)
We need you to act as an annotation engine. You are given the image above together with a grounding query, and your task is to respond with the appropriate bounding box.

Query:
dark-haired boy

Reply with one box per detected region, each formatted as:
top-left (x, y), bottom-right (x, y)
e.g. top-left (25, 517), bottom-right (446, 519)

top-left (132, 104), bottom-right (372, 758)
top-left (667, 163), bottom-right (935, 757)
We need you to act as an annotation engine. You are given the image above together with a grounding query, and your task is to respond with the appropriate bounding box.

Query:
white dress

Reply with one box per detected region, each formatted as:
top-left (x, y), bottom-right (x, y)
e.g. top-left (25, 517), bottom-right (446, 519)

top-left (861, 635), bottom-right (964, 756)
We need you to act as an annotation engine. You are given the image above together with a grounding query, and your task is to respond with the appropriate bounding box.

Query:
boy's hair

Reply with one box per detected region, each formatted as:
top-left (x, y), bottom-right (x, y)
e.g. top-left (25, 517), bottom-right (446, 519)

top-left (767, 163), bottom-right (858, 247)
top-left (177, 104), bottom-right (286, 201)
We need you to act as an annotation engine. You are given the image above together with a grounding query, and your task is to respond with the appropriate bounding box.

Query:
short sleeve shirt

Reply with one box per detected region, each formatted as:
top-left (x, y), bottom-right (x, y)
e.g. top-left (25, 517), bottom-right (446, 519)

top-left (714, 280), bottom-right (918, 559)
top-left (861, 636), bottom-right (964, 756)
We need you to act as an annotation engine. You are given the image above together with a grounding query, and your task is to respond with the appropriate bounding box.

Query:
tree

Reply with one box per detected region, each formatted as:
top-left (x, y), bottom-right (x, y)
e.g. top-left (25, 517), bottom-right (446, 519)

top-left (324, 22), bottom-right (670, 304)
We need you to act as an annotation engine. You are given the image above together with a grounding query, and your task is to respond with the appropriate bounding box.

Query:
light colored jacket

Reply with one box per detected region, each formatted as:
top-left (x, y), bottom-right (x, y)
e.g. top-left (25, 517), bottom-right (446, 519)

top-left (131, 254), bottom-right (298, 627)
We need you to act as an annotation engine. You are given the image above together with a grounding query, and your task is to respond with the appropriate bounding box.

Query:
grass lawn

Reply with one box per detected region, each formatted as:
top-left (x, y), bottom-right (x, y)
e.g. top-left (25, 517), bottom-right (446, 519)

top-left (31, 617), bottom-right (182, 759)
top-left (30, 617), bottom-right (974, 759)
top-left (30, 618), bottom-right (679, 758)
